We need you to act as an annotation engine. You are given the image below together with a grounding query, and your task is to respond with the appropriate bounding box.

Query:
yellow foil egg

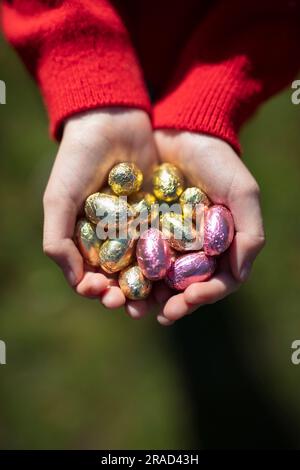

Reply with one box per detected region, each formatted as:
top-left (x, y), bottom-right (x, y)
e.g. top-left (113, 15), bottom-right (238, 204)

top-left (152, 163), bottom-right (184, 202)
top-left (108, 162), bottom-right (143, 196)
top-left (180, 187), bottom-right (210, 220)
top-left (119, 264), bottom-right (152, 300)
top-left (160, 212), bottom-right (203, 252)
top-left (129, 191), bottom-right (157, 218)
top-left (75, 219), bottom-right (102, 267)
top-left (84, 193), bottom-right (133, 228)
top-left (99, 237), bottom-right (136, 274)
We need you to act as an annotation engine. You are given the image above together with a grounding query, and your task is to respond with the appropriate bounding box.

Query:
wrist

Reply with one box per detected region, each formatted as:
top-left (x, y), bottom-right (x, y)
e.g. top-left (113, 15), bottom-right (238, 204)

top-left (63, 108), bottom-right (152, 140)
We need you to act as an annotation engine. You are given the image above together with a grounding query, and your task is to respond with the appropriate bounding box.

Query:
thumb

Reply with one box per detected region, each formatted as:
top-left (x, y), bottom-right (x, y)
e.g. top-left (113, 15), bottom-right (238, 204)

top-left (43, 194), bottom-right (83, 286)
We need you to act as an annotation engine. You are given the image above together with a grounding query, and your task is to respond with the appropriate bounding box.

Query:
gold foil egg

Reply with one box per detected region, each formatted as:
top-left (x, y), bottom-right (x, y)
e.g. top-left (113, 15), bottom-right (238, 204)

top-left (128, 192), bottom-right (158, 240)
top-left (84, 192), bottom-right (133, 227)
top-left (75, 219), bottom-right (102, 267)
top-left (152, 163), bottom-right (185, 202)
top-left (160, 212), bottom-right (203, 252)
top-left (118, 264), bottom-right (152, 300)
top-left (129, 191), bottom-right (156, 218)
top-left (180, 187), bottom-right (210, 219)
top-left (99, 237), bottom-right (136, 274)
top-left (108, 162), bottom-right (143, 196)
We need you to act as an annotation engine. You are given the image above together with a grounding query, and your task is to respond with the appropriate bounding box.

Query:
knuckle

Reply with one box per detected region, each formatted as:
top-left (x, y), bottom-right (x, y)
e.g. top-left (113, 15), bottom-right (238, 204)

top-left (43, 192), bottom-right (59, 208)
top-left (256, 234), bottom-right (266, 251)
top-left (229, 175), bottom-right (261, 204)
top-left (243, 179), bottom-right (261, 199)
top-left (251, 181), bottom-right (261, 199)
top-left (43, 242), bottom-right (59, 258)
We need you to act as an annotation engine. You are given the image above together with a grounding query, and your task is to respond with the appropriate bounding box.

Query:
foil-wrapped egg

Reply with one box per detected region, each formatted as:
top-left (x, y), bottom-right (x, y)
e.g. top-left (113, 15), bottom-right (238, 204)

top-left (160, 212), bottom-right (203, 252)
top-left (99, 237), bottom-right (136, 273)
top-left (166, 252), bottom-right (216, 291)
top-left (179, 187), bottom-right (210, 220)
top-left (152, 163), bottom-right (184, 202)
top-left (84, 193), bottom-right (133, 228)
top-left (75, 219), bottom-right (102, 267)
top-left (127, 192), bottom-right (158, 240)
top-left (108, 162), bottom-right (143, 196)
top-left (203, 205), bottom-right (234, 256)
top-left (129, 191), bottom-right (157, 219)
top-left (136, 228), bottom-right (172, 280)
top-left (118, 264), bottom-right (152, 300)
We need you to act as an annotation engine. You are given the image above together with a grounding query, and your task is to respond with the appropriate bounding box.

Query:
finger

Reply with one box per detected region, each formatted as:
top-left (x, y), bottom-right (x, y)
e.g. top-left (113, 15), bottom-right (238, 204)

top-left (76, 271), bottom-right (108, 298)
top-left (100, 286), bottom-right (126, 309)
top-left (126, 290), bottom-right (158, 319)
top-left (230, 231), bottom-right (265, 282)
top-left (160, 262), bottom-right (240, 321)
top-left (43, 196), bottom-right (83, 286)
top-left (156, 315), bottom-right (175, 327)
top-left (153, 282), bottom-right (175, 324)
top-left (159, 293), bottom-right (192, 321)
top-left (125, 299), bottom-right (153, 319)
top-left (229, 184), bottom-right (265, 282)
top-left (184, 269), bottom-right (239, 307)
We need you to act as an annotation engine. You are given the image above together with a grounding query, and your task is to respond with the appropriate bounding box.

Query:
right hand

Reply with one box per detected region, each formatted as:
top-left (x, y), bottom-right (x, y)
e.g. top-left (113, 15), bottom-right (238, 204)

top-left (43, 108), bottom-right (158, 318)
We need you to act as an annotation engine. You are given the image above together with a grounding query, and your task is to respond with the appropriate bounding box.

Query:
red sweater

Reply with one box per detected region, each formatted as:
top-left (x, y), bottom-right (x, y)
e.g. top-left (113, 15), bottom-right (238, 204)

top-left (1, 0), bottom-right (300, 154)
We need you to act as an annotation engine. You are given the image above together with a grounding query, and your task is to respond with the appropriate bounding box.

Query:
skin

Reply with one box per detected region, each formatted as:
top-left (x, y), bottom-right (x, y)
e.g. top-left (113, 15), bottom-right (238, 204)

top-left (153, 130), bottom-right (265, 325)
top-left (43, 110), bottom-right (265, 325)
top-left (43, 108), bottom-right (158, 317)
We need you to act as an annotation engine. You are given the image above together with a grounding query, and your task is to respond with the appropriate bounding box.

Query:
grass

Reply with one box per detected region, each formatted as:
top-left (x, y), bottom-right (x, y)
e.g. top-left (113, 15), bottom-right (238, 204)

top-left (1, 35), bottom-right (300, 448)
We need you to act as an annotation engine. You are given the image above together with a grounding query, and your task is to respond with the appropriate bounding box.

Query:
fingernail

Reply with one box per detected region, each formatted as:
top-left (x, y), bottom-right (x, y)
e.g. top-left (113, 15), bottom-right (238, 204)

top-left (157, 315), bottom-right (175, 326)
top-left (240, 261), bottom-right (252, 282)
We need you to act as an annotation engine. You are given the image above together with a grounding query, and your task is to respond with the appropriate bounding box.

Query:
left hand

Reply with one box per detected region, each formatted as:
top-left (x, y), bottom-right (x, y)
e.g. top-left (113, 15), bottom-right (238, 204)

top-left (153, 130), bottom-right (265, 326)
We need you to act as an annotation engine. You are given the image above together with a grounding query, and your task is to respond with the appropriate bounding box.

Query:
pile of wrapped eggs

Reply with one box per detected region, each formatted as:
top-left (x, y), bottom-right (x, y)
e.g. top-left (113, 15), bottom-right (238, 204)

top-left (75, 162), bottom-right (234, 300)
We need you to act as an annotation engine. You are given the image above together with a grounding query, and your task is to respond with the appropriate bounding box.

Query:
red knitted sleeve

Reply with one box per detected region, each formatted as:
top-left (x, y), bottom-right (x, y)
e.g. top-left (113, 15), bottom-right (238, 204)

top-left (153, 0), bottom-right (300, 155)
top-left (1, 0), bottom-right (151, 140)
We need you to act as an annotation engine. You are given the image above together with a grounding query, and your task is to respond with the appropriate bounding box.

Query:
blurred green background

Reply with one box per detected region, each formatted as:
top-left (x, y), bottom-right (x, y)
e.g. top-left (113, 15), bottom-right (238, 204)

top-left (1, 34), bottom-right (300, 450)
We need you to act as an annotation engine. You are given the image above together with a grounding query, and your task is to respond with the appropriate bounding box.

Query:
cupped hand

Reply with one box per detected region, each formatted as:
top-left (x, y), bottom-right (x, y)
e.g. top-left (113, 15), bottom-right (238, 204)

top-left (43, 108), bottom-right (158, 318)
top-left (153, 130), bottom-right (265, 325)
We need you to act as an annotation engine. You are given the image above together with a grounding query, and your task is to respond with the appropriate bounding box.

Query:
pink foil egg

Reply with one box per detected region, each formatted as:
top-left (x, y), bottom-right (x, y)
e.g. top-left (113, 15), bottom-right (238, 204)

top-left (203, 205), bottom-right (234, 256)
top-left (136, 228), bottom-right (172, 280)
top-left (166, 251), bottom-right (216, 291)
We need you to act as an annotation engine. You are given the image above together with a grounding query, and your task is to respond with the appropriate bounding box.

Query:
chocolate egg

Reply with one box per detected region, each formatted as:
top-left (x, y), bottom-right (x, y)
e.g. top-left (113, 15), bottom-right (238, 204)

top-left (180, 187), bottom-right (210, 220)
top-left (129, 191), bottom-right (157, 219)
top-left (204, 205), bottom-right (234, 256)
top-left (84, 193), bottom-right (133, 228)
top-left (166, 252), bottom-right (216, 291)
top-left (160, 212), bottom-right (202, 252)
top-left (108, 162), bottom-right (143, 196)
top-left (119, 264), bottom-right (152, 300)
top-left (75, 219), bottom-right (102, 267)
top-left (152, 163), bottom-right (184, 202)
top-left (99, 237), bottom-right (136, 273)
top-left (136, 228), bottom-right (172, 280)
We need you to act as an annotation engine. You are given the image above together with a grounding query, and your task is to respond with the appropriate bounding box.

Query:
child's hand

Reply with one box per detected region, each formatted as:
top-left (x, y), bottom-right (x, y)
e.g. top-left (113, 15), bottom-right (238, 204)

top-left (153, 130), bottom-right (265, 325)
top-left (43, 109), bottom-right (158, 317)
